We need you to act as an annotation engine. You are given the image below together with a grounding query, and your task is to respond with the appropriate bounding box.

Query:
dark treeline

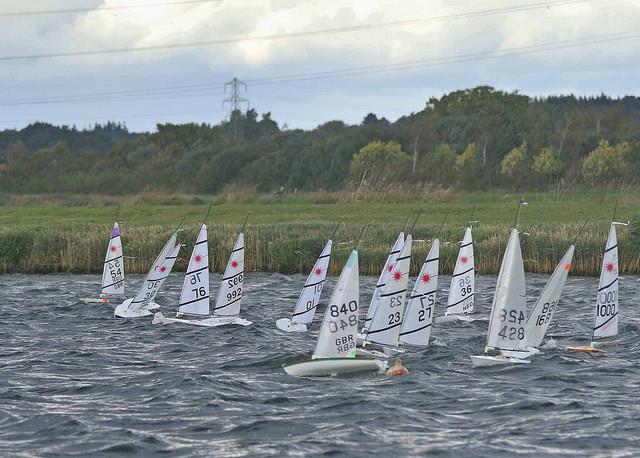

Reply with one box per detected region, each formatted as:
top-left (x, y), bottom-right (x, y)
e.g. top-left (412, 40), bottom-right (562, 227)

top-left (2, 86), bottom-right (640, 195)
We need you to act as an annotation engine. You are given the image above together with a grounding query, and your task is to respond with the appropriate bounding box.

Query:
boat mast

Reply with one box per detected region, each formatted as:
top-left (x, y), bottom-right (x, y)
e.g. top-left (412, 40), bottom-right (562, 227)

top-left (484, 198), bottom-right (527, 353)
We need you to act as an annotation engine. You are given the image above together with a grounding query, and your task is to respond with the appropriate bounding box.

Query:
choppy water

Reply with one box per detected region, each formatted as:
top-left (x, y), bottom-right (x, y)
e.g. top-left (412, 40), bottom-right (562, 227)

top-left (1, 272), bottom-right (640, 457)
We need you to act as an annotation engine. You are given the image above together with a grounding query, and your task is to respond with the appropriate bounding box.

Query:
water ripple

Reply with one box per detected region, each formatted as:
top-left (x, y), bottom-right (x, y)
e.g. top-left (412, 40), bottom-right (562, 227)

top-left (1, 273), bottom-right (639, 456)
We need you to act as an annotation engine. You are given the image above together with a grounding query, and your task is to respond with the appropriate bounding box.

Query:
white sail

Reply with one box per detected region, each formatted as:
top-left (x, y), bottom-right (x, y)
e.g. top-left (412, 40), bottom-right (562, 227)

top-left (313, 250), bottom-right (359, 359)
top-left (485, 229), bottom-right (528, 352)
top-left (129, 237), bottom-right (181, 311)
top-left (399, 239), bottom-right (439, 346)
top-left (592, 224), bottom-right (619, 342)
top-left (291, 240), bottom-right (332, 324)
top-left (525, 245), bottom-right (575, 348)
top-left (213, 233), bottom-right (245, 316)
top-left (101, 222), bottom-right (125, 296)
top-left (363, 232), bottom-right (405, 331)
top-left (446, 227), bottom-right (474, 316)
top-left (364, 235), bottom-right (412, 347)
top-left (178, 224), bottom-right (210, 316)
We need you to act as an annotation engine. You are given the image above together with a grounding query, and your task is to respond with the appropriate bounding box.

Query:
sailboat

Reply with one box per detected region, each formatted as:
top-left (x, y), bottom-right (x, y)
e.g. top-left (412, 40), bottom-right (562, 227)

top-left (398, 238), bottom-right (439, 347)
top-left (359, 232), bottom-right (405, 339)
top-left (81, 222), bottom-right (125, 304)
top-left (276, 239), bottom-right (333, 332)
top-left (114, 229), bottom-right (182, 318)
top-left (567, 222), bottom-right (626, 355)
top-left (470, 228), bottom-right (531, 367)
top-left (436, 226), bottom-right (475, 323)
top-left (510, 245), bottom-right (575, 356)
top-left (283, 249), bottom-right (387, 376)
top-left (153, 228), bottom-right (252, 327)
top-left (360, 235), bottom-right (413, 355)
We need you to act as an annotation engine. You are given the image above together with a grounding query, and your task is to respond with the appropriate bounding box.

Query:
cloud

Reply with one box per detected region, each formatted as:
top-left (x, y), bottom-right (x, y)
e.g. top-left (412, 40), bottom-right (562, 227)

top-left (2, 0), bottom-right (640, 130)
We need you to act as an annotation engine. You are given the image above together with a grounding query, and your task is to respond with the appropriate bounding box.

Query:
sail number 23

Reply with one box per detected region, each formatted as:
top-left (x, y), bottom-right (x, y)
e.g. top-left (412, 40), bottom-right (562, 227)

top-left (497, 308), bottom-right (525, 341)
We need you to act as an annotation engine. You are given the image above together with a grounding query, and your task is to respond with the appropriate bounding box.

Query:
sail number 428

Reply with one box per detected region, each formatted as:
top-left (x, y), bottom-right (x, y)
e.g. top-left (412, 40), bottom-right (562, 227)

top-left (498, 308), bottom-right (525, 341)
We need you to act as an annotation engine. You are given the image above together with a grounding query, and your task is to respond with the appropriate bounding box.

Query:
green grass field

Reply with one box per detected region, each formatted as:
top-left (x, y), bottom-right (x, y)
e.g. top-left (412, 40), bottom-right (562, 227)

top-left (1, 191), bottom-right (638, 276)
top-left (2, 190), bottom-right (637, 226)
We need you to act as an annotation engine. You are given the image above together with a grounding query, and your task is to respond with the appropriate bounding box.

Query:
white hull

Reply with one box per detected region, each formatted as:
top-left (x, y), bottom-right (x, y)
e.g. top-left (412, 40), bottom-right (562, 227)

top-left (152, 312), bottom-right (251, 327)
top-left (275, 318), bottom-right (308, 333)
top-left (80, 297), bottom-right (112, 304)
top-left (355, 333), bottom-right (405, 357)
top-left (435, 314), bottom-right (475, 324)
top-left (114, 298), bottom-right (160, 318)
top-left (500, 347), bottom-right (540, 359)
top-left (470, 354), bottom-right (532, 368)
top-left (283, 357), bottom-right (387, 377)
top-left (356, 347), bottom-right (389, 358)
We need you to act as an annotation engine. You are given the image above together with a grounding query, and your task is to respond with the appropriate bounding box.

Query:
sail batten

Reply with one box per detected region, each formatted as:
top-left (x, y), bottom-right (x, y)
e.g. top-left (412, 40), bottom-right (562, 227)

top-left (592, 224), bottom-right (619, 343)
top-left (129, 234), bottom-right (181, 311)
top-left (363, 232), bottom-right (405, 331)
top-left (446, 227), bottom-right (475, 316)
top-left (214, 233), bottom-right (245, 316)
top-left (178, 224), bottom-right (210, 316)
top-left (365, 236), bottom-right (413, 347)
top-left (101, 222), bottom-right (125, 296)
top-left (290, 240), bottom-right (332, 324)
top-left (399, 239), bottom-right (439, 347)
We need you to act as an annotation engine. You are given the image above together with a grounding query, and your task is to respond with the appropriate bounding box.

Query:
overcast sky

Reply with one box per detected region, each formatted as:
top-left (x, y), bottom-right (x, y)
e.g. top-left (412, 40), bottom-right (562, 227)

top-left (1, 0), bottom-right (640, 132)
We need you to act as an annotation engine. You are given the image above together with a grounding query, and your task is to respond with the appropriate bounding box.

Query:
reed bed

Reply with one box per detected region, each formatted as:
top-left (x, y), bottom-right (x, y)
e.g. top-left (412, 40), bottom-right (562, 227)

top-left (0, 222), bottom-right (637, 277)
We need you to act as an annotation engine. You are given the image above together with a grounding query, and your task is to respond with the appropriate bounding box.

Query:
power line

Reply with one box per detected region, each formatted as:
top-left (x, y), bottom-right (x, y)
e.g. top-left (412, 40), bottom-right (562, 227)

top-left (0, 0), bottom-right (599, 62)
top-left (0, 0), bottom-right (223, 18)
top-left (1, 30), bottom-right (639, 108)
top-left (245, 31), bottom-right (640, 86)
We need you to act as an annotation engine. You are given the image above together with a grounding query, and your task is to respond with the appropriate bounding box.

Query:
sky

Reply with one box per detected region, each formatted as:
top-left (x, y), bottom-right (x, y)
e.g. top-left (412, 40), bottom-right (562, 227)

top-left (1, 0), bottom-right (640, 132)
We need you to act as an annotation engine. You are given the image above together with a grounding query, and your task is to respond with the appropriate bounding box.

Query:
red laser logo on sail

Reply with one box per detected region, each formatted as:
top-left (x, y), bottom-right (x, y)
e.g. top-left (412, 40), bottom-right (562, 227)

top-left (194, 254), bottom-right (203, 263)
top-left (392, 270), bottom-right (402, 281)
top-left (314, 267), bottom-right (323, 276)
top-left (606, 262), bottom-right (615, 273)
top-left (460, 256), bottom-right (468, 264)
top-left (231, 260), bottom-right (239, 269)
top-left (421, 273), bottom-right (431, 284)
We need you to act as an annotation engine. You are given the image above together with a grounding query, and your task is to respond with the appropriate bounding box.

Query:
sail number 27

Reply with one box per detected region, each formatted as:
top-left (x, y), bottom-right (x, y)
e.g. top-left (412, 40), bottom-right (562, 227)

top-left (497, 308), bottom-right (525, 341)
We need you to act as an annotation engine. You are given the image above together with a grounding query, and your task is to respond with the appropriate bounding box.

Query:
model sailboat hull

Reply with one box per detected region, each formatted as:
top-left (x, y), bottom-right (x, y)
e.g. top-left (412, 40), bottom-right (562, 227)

top-left (80, 297), bottom-right (112, 304)
top-left (152, 312), bottom-right (252, 327)
top-left (275, 318), bottom-right (308, 332)
top-left (470, 354), bottom-right (531, 368)
top-left (283, 357), bottom-right (387, 377)
top-left (434, 314), bottom-right (475, 324)
top-left (114, 298), bottom-right (160, 318)
top-left (500, 347), bottom-right (540, 359)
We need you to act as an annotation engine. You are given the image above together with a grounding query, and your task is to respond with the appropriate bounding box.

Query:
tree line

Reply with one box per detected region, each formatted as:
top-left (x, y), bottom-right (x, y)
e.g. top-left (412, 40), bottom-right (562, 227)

top-left (1, 86), bottom-right (639, 195)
